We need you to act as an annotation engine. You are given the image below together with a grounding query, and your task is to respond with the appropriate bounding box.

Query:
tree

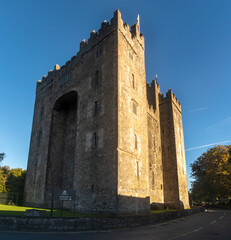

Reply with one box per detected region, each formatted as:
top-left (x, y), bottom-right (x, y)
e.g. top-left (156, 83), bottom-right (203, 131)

top-left (0, 153), bottom-right (5, 165)
top-left (228, 148), bottom-right (231, 165)
top-left (5, 168), bottom-right (26, 194)
top-left (190, 145), bottom-right (231, 202)
top-left (0, 166), bottom-right (10, 192)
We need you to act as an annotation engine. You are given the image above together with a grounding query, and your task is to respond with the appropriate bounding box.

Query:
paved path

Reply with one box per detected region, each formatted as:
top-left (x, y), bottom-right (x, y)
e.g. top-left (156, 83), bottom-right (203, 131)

top-left (0, 209), bottom-right (230, 240)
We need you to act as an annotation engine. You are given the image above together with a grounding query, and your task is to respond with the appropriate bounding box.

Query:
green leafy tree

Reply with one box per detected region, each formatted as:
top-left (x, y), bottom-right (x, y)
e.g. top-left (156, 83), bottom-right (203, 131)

top-left (0, 151), bottom-right (8, 192)
top-left (190, 145), bottom-right (231, 202)
top-left (0, 153), bottom-right (5, 165)
top-left (0, 166), bottom-right (10, 192)
top-left (5, 168), bottom-right (26, 194)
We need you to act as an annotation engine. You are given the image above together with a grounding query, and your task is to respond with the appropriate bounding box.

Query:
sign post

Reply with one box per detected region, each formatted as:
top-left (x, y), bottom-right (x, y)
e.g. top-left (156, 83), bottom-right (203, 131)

top-left (50, 189), bottom-right (54, 217)
top-left (51, 189), bottom-right (76, 217)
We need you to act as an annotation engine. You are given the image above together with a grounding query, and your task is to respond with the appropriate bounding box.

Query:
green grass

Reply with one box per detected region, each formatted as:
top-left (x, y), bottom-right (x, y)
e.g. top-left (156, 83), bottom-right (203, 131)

top-left (0, 204), bottom-right (191, 217)
top-left (0, 204), bottom-right (100, 218)
top-left (152, 209), bottom-right (178, 214)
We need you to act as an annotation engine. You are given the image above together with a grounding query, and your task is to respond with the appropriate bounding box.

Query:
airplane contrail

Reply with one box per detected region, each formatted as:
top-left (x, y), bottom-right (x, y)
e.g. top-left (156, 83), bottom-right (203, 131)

top-left (186, 107), bottom-right (208, 113)
top-left (186, 141), bottom-right (231, 151)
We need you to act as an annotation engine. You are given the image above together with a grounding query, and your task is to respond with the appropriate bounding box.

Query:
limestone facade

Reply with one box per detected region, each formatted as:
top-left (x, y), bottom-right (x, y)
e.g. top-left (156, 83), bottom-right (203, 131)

top-left (24, 10), bottom-right (189, 215)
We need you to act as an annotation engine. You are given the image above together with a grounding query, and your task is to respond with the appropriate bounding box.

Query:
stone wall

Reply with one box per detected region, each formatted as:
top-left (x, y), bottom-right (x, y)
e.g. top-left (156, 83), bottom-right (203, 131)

top-left (117, 11), bottom-right (150, 215)
top-left (25, 9), bottom-right (190, 215)
top-left (147, 80), bottom-right (164, 209)
top-left (159, 90), bottom-right (189, 209)
top-left (25, 11), bottom-right (119, 214)
top-left (0, 208), bottom-right (204, 231)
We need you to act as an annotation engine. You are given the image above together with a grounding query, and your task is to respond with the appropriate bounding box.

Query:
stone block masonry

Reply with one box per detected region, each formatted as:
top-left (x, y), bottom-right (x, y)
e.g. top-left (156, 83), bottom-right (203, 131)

top-left (0, 208), bottom-right (203, 231)
top-left (24, 9), bottom-right (189, 215)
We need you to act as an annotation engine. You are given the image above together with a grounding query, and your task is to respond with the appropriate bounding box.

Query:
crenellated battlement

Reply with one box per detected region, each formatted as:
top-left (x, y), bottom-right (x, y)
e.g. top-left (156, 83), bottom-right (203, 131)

top-left (36, 10), bottom-right (145, 93)
top-left (147, 79), bottom-right (161, 112)
top-left (160, 89), bottom-right (181, 111)
top-left (27, 9), bottom-right (190, 214)
top-left (149, 79), bottom-right (160, 92)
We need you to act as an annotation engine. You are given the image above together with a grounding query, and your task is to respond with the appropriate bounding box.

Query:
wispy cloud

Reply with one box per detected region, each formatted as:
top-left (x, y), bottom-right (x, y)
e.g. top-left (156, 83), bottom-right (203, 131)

top-left (186, 141), bottom-right (231, 151)
top-left (206, 116), bottom-right (231, 130)
top-left (186, 107), bottom-right (208, 113)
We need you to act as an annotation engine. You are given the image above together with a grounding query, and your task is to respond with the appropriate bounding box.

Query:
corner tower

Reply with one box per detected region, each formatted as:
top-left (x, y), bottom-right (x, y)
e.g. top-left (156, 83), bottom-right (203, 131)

top-left (159, 90), bottom-right (190, 209)
top-left (116, 11), bottom-right (150, 214)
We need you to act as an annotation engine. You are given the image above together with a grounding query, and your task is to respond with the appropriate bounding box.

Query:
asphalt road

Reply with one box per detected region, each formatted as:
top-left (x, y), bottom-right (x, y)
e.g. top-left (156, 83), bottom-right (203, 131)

top-left (0, 209), bottom-right (230, 240)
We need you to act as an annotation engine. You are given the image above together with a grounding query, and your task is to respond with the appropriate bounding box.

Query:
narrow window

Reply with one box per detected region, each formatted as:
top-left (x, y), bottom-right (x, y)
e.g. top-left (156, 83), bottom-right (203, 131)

top-left (33, 173), bottom-right (37, 184)
top-left (95, 70), bottom-right (99, 86)
top-left (34, 154), bottom-right (38, 167)
top-left (134, 134), bottom-right (138, 149)
top-left (136, 161), bottom-right (139, 179)
top-left (132, 101), bottom-right (137, 115)
top-left (129, 52), bottom-right (133, 60)
top-left (94, 101), bottom-right (99, 116)
top-left (161, 184), bottom-right (163, 190)
top-left (37, 129), bottom-right (43, 146)
top-left (95, 48), bottom-right (102, 58)
top-left (93, 133), bottom-right (97, 148)
top-left (132, 74), bottom-right (135, 89)
top-left (180, 144), bottom-right (183, 158)
top-left (153, 135), bottom-right (156, 152)
top-left (33, 154), bottom-right (38, 184)
top-left (40, 106), bottom-right (44, 119)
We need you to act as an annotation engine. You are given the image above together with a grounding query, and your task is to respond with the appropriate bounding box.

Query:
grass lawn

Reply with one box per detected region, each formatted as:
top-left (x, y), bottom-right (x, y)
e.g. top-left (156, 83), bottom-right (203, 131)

top-left (0, 204), bottom-right (188, 217)
top-left (0, 204), bottom-right (100, 217)
top-left (152, 209), bottom-right (178, 213)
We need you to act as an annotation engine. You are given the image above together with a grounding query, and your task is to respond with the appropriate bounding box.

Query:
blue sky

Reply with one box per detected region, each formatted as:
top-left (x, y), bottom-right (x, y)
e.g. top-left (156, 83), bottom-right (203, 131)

top-left (0, 0), bottom-right (231, 188)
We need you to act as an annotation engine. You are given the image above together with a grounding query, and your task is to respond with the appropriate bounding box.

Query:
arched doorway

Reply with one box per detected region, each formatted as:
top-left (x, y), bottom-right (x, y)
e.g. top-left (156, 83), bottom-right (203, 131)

top-left (45, 91), bottom-right (77, 204)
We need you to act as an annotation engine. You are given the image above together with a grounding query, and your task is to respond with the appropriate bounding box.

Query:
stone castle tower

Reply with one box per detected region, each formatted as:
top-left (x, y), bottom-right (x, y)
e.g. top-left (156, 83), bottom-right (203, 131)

top-left (24, 10), bottom-right (189, 215)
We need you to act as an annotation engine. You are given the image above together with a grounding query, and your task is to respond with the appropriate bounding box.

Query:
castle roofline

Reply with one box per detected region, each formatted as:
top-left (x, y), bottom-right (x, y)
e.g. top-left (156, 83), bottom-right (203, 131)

top-left (36, 9), bottom-right (144, 92)
top-left (160, 89), bottom-right (181, 111)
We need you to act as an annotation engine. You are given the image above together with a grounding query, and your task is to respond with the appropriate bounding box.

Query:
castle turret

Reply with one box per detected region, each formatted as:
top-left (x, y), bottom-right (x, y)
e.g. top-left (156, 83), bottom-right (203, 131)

top-left (147, 79), bottom-right (165, 209)
top-left (159, 90), bottom-right (189, 209)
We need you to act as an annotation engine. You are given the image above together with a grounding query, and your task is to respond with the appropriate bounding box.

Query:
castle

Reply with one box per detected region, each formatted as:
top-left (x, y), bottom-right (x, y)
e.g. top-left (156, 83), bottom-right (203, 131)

top-left (24, 10), bottom-right (190, 215)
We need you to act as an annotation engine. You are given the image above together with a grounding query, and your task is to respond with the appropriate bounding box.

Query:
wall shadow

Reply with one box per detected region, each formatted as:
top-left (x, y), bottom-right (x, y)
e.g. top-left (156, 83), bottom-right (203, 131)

top-left (44, 91), bottom-right (78, 206)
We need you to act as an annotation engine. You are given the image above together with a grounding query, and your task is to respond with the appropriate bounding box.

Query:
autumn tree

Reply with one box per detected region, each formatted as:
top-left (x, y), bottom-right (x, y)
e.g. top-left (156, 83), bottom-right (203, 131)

top-left (190, 145), bottom-right (231, 202)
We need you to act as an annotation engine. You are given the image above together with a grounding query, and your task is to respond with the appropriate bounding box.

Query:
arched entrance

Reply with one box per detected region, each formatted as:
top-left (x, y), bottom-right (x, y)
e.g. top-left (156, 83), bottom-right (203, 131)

top-left (45, 91), bottom-right (77, 204)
